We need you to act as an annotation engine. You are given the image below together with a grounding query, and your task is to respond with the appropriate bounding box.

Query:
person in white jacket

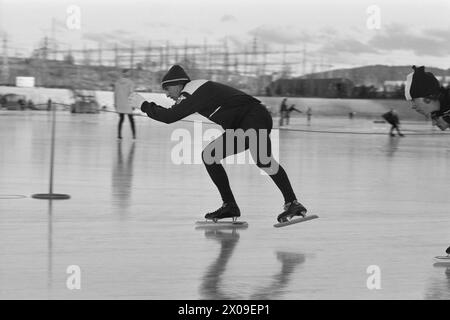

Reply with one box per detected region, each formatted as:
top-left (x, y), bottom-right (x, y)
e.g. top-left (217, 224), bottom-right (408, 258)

top-left (114, 69), bottom-right (136, 139)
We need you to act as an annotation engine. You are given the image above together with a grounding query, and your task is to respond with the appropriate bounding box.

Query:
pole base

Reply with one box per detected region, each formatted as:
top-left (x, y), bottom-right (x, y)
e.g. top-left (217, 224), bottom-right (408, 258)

top-left (32, 193), bottom-right (71, 200)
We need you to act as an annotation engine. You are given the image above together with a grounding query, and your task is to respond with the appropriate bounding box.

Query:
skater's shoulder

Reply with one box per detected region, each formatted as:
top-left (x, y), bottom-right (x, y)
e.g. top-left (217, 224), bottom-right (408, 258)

top-left (182, 79), bottom-right (209, 95)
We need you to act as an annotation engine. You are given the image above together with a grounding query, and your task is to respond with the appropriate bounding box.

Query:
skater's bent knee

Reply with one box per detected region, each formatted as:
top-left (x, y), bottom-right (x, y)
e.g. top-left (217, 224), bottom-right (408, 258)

top-left (257, 161), bottom-right (280, 175)
top-left (202, 149), bottom-right (223, 165)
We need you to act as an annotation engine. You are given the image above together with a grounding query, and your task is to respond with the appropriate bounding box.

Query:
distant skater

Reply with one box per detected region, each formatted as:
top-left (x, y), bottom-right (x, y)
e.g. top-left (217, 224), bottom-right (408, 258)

top-left (114, 69), bottom-right (136, 140)
top-left (382, 108), bottom-right (404, 137)
top-left (306, 107), bottom-right (312, 124)
top-left (129, 65), bottom-right (308, 223)
top-left (279, 98), bottom-right (302, 127)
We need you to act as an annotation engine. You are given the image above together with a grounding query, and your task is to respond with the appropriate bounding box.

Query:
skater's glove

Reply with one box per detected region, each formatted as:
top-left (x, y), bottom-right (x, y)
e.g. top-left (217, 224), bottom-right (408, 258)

top-left (128, 93), bottom-right (146, 111)
top-left (431, 110), bottom-right (450, 131)
top-left (140, 101), bottom-right (157, 113)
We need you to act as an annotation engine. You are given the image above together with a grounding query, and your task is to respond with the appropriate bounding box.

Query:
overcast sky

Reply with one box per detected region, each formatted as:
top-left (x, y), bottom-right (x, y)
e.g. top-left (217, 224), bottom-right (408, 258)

top-left (1, 0), bottom-right (450, 72)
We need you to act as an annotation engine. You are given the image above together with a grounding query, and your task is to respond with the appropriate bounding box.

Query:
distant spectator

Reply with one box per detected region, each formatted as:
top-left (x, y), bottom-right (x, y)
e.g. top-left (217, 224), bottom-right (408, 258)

top-left (279, 98), bottom-right (302, 127)
top-left (114, 69), bottom-right (136, 140)
top-left (279, 98), bottom-right (289, 127)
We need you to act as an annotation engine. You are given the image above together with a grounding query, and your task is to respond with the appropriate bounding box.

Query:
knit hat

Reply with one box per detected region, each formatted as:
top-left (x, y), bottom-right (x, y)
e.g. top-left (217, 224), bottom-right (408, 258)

top-left (161, 65), bottom-right (190, 88)
top-left (404, 66), bottom-right (440, 101)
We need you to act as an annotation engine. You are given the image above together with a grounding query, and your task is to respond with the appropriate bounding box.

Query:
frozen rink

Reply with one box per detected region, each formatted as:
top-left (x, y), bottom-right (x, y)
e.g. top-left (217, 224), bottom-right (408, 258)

top-left (0, 110), bottom-right (449, 300)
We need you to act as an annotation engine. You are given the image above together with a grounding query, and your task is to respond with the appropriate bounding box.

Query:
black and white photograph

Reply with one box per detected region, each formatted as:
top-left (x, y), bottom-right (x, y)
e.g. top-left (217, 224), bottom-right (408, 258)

top-left (0, 0), bottom-right (449, 305)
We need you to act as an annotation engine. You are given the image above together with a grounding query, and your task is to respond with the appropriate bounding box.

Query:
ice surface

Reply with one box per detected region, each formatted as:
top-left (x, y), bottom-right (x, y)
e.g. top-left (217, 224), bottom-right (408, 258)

top-left (0, 110), bottom-right (449, 299)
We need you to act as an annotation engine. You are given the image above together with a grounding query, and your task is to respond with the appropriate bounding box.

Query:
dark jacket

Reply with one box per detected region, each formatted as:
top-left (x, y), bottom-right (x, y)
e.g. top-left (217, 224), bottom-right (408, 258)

top-left (433, 87), bottom-right (450, 126)
top-left (382, 111), bottom-right (400, 125)
top-left (438, 87), bottom-right (450, 114)
top-left (141, 80), bottom-right (261, 129)
top-left (279, 100), bottom-right (288, 113)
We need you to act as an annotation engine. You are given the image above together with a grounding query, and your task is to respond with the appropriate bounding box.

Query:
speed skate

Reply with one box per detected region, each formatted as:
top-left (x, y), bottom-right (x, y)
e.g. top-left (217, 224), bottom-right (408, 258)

top-left (274, 214), bottom-right (319, 228)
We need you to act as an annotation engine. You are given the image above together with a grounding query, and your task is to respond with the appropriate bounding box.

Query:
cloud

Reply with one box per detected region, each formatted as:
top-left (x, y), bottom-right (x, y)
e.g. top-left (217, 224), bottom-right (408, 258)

top-left (248, 25), bottom-right (313, 45)
top-left (82, 32), bottom-right (108, 43)
top-left (111, 29), bottom-right (134, 36)
top-left (312, 24), bottom-right (450, 67)
top-left (221, 14), bottom-right (237, 23)
top-left (425, 27), bottom-right (450, 41)
top-left (82, 30), bottom-right (137, 46)
top-left (319, 27), bottom-right (338, 37)
top-left (52, 18), bottom-right (67, 31)
top-left (368, 24), bottom-right (450, 57)
top-left (318, 38), bottom-right (378, 55)
top-left (144, 22), bottom-right (172, 29)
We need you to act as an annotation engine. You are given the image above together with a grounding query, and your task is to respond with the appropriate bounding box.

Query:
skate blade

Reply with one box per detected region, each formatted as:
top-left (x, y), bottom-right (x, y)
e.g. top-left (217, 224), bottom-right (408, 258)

top-left (274, 214), bottom-right (318, 228)
top-left (433, 256), bottom-right (450, 266)
top-left (195, 220), bottom-right (248, 230)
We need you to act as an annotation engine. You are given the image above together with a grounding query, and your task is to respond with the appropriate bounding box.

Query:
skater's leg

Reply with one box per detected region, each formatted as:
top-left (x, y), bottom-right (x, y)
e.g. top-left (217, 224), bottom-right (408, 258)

top-left (118, 113), bottom-right (125, 139)
top-left (395, 124), bottom-right (404, 136)
top-left (202, 133), bottom-right (245, 220)
top-left (241, 111), bottom-right (305, 222)
top-left (241, 106), bottom-right (297, 204)
top-left (248, 129), bottom-right (297, 204)
top-left (128, 114), bottom-right (136, 139)
top-left (202, 133), bottom-right (245, 204)
top-left (390, 125), bottom-right (395, 136)
top-left (261, 160), bottom-right (306, 221)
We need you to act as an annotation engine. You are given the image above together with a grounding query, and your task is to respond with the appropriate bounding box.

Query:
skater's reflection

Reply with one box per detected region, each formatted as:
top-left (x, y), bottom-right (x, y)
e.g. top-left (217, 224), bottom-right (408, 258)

top-left (425, 264), bottom-right (450, 300)
top-left (112, 141), bottom-right (135, 214)
top-left (199, 228), bottom-right (306, 300)
top-left (385, 136), bottom-right (400, 157)
top-left (249, 251), bottom-right (306, 300)
top-left (200, 228), bottom-right (243, 300)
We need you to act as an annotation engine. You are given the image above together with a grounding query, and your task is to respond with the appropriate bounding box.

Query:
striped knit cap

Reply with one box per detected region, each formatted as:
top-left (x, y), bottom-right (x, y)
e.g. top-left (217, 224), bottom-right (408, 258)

top-left (161, 65), bottom-right (190, 88)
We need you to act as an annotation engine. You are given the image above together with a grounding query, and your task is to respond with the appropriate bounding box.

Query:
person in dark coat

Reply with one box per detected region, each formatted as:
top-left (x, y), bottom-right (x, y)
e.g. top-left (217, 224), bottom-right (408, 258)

top-left (279, 98), bottom-right (289, 127)
top-left (279, 98), bottom-right (302, 127)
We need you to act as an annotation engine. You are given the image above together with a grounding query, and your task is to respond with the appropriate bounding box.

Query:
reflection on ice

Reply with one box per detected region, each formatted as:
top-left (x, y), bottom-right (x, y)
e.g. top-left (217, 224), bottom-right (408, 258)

top-left (249, 252), bottom-right (306, 300)
top-left (112, 141), bottom-right (135, 214)
top-left (199, 227), bottom-right (305, 300)
top-left (200, 228), bottom-right (243, 300)
top-left (425, 264), bottom-right (450, 300)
